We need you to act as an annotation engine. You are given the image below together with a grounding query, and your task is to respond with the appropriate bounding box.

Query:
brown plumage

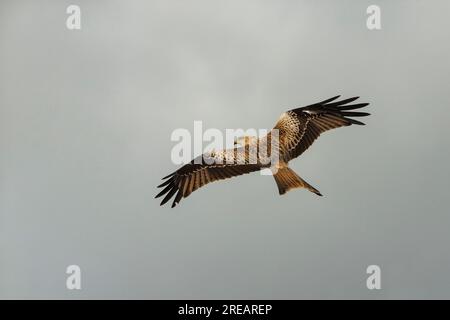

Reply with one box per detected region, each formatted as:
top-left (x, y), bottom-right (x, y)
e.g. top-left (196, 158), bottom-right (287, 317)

top-left (156, 95), bottom-right (370, 207)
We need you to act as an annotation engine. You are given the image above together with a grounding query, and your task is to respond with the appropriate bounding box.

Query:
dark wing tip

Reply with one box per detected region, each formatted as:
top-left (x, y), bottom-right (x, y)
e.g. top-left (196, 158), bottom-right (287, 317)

top-left (298, 95), bottom-right (341, 110)
top-left (347, 118), bottom-right (366, 125)
top-left (327, 97), bottom-right (370, 125)
top-left (159, 185), bottom-right (178, 206)
top-left (171, 189), bottom-right (183, 208)
top-left (157, 178), bottom-right (172, 188)
top-left (311, 95), bottom-right (341, 106)
top-left (325, 96), bottom-right (360, 107)
top-left (295, 96), bottom-right (369, 114)
top-left (155, 181), bottom-right (173, 198)
top-left (161, 172), bottom-right (176, 180)
top-left (337, 102), bottom-right (369, 111)
top-left (341, 111), bottom-right (370, 117)
top-left (322, 95), bottom-right (341, 103)
top-left (156, 174), bottom-right (184, 207)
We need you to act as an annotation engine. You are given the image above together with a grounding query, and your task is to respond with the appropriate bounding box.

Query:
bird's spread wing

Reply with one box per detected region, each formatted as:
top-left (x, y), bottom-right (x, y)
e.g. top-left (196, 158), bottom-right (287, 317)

top-left (156, 149), bottom-right (262, 208)
top-left (274, 95), bottom-right (370, 161)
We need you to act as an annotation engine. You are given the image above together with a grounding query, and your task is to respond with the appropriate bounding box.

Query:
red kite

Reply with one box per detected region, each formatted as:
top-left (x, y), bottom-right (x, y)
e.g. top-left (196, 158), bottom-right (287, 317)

top-left (157, 96), bottom-right (369, 207)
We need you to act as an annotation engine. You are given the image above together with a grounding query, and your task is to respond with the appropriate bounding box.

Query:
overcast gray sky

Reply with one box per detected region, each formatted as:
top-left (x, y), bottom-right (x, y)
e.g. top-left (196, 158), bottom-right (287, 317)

top-left (1, 0), bottom-right (450, 299)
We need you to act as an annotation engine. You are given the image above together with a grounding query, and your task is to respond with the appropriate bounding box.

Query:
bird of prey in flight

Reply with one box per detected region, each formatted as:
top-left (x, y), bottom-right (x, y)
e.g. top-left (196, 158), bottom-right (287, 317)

top-left (156, 95), bottom-right (370, 207)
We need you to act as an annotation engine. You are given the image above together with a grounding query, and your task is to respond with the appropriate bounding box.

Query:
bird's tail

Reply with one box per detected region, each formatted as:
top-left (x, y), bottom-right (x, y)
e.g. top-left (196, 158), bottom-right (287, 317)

top-left (273, 167), bottom-right (322, 196)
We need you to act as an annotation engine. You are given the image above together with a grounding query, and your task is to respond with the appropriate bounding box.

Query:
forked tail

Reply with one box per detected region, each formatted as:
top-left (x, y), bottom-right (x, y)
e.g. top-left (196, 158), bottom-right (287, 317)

top-left (273, 166), bottom-right (322, 196)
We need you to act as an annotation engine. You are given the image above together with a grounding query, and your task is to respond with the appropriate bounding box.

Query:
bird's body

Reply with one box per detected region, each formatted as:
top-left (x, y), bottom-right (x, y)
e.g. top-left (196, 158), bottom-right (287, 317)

top-left (156, 96), bottom-right (370, 207)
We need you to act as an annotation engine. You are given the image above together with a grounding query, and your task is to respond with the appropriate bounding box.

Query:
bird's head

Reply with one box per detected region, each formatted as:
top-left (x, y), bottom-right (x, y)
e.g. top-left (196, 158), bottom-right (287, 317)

top-left (234, 136), bottom-right (257, 147)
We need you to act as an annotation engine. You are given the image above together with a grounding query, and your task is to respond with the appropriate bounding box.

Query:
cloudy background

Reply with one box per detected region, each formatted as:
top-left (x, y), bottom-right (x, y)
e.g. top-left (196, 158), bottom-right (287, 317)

top-left (1, 0), bottom-right (450, 299)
